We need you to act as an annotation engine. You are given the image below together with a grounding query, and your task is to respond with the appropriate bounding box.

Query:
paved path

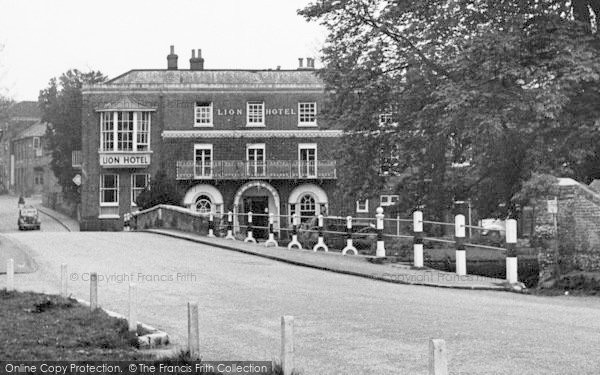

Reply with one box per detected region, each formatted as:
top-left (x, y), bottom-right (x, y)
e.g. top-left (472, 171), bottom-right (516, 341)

top-left (1, 231), bottom-right (599, 374)
top-left (148, 228), bottom-right (516, 291)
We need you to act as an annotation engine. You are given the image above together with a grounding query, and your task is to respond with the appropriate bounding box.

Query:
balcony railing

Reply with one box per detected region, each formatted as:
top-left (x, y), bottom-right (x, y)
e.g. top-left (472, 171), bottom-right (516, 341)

top-left (176, 160), bottom-right (337, 180)
top-left (72, 150), bottom-right (82, 168)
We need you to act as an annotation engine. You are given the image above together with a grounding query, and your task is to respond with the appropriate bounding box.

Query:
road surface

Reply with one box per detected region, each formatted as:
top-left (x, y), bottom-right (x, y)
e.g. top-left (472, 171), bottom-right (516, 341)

top-left (0, 194), bottom-right (70, 233)
top-left (2, 230), bottom-right (599, 374)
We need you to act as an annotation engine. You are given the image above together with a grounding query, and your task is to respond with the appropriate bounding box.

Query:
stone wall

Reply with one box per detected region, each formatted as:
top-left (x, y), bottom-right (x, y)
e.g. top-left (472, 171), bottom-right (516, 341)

top-left (536, 178), bottom-right (600, 274)
top-left (132, 204), bottom-right (211, 235)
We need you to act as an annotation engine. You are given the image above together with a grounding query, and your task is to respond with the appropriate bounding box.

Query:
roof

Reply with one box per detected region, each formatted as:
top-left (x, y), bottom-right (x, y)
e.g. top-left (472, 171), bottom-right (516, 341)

top-left (14, 120), bottom-right (47, 140)
top-left (105, 69), bottom-right (323, 86)
top-left (7, 101), bottom-right (41, 119)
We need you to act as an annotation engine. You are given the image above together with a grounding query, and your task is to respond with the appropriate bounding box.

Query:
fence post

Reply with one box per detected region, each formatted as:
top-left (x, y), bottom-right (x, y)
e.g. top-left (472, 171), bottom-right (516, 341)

top-left (188, 302), bottom-right (200, 359)
top-left (128, 283), bottom-right (137, 333)
top-left (244, 211), bottom-right (257, 243)
top-left (208, 212), bottom-right (216, 237)
top-left (312, 214), bottom-right (328, 252)
top-left (455, 215), bottom-right (466, 276)
top-left (288, 213), bottom-right (302, 250)
top-left (60, 263), bottom-right (68, 297)
top-left (376, 207), bottom-right (386, 257)
top-left (90, 272), bottom-right (98, 311)
top-left (225, 210), bottom-right (235, 240)
top-left (413, 211), bottom-right (424, 268)
top-left (506, 219), bottom-right (518, 284)
top-left (265, 213), bottom-right (278, 247)
top-left (342, 216), bottom-right (357, 255)
top-left (281, 316), bottom-right (294, 375)
top-left (429, 339), bottom-right (448, 375)
top-left (6, 259), bottom-right (14, 291)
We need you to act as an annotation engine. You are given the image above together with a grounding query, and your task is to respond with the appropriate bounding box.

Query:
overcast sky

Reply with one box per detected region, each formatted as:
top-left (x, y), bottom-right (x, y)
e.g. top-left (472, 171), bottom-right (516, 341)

top-left (0, 0), bottom-right (325, 101)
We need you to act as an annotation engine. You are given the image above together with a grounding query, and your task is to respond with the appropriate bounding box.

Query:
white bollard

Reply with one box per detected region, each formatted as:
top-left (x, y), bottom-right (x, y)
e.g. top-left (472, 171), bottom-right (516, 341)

top-left (281, 316), bottom-right (294, 375)
top-left (6, 259), bottom-right (14, 291)
top-left (375, 207), bottom-right (385, 257)
top-left (188, 302), bottom-right (200, 359)
top-left (288, 213), bottom-right (302, 250)
top-left (244, 211), bottom-right (257, 243)
top-left (128, 283), bottom-right (137, 333)
top-left (312, 214), bottom-right (328, 252)
top-left (226, 210), bottom-right (235, 240)
top-left (60, 264), bottom-right (68, 297)
top-left (208, 212), bottom-right (216, 237)
top-left (413, 211), bottom-right (424, 268)
top-left (429, 339), bottom-right (448, 375)
top-left (455, 214), bottom-right (466, 276)
top-left (90, 272), bottom-right (98, 311)
top-left (265, 213), bottom-right (278, 247)
top-left (506, 219), bottom-right (518, 284)
top-left (342, 216), bottom-right (357, 255)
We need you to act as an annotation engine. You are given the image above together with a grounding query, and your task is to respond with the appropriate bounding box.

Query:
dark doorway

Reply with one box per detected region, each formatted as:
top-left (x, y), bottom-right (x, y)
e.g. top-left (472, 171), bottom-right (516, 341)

top-left (242, 197), bottom-right (269, 239)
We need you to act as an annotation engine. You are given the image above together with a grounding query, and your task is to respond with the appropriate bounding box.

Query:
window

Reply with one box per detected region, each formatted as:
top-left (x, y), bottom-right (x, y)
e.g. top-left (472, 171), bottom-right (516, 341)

top-left (356, 199), bottom-right (369, 213)
top-left (194, 144), bottom-right (213, 178)
top-left (195, 195), bottom-right (212, 214)
top-left (380, 195), bottom-right (399, 207)
top-left (117, 112), bottom-right (134, 151)
top-left (100, 174), bottom-right (119, 206)
top-left (246, 102), bottom-right (265, 126)
top-left (34, 173), bottom-right (44, 185)
top-left (137, 112), bottom-right (150, 151)
top-left (298, 102), bottom-right (317, 126)
top-left (298, 144), bottom-right (317, 178)
top-left (33, 137), bottom-right (42, 157)
top-left (100, 111), bottom-right (152, 152)
top-left (101, 112), bottom-right (114, 151)
top-left (194, 102), bottom-right (213, 127)
top-left (247, 144), bottom-right (265, 177)
top-left (378, 113), bottom-right (393, 127)
top-left (131, 174), bottom-right (148, 206)
top-left (299, 194), bottom-right (316, 222)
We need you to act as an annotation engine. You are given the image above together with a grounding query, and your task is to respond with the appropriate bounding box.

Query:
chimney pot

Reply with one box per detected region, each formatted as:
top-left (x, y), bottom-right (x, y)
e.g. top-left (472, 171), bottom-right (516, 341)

top-left (298, 58), bottom-right (304, 68)
top-left (190, 48), bottom-right (205, 71)
top-left (167, 45), bottom-right (178, 70)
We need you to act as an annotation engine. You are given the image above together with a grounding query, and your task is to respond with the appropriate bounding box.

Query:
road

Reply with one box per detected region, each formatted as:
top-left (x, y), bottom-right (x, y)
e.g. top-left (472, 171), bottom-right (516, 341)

top-left (0, 194), bottom-right (70, 233)
top-left (2, 227), bottom-right (599, 374)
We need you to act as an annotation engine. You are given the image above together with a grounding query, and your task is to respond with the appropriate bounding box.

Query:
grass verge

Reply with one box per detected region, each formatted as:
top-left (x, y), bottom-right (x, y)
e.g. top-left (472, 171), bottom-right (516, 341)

top-left (1, 289), bottom-right (299, 374)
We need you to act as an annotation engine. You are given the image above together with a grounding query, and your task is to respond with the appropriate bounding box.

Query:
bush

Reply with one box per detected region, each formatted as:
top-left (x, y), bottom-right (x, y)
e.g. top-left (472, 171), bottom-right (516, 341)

top-left (136, 170), bottom-right (184, 210)
top-left (531, 224), bottom-right (556, 248)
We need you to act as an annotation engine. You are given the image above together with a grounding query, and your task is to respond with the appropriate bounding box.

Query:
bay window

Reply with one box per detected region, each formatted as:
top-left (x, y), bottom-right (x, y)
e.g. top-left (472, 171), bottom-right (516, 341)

top-left (100, 111), bottom-right (152, 152)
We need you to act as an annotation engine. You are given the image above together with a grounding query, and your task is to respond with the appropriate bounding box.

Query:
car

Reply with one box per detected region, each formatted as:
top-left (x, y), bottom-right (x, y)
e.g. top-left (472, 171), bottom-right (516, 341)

top-left (18, 206), bottom-right (41, 230)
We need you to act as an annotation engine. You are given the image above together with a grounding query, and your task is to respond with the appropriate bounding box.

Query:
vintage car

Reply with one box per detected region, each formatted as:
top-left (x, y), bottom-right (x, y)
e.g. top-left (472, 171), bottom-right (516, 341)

top-left (18, 206), bottom-right (41, 230)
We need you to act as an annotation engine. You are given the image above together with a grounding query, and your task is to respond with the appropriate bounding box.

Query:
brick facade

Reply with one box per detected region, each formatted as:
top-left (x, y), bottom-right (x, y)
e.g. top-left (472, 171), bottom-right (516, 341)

top-left (80, 48), bottom-right (342, 231)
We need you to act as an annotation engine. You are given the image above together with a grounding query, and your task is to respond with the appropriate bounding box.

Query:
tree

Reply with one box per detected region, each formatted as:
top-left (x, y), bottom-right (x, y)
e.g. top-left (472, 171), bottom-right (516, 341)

top-left (135, 170), bottom-right (184, 210)
top-left (38, 69), bottom-right (105, 200)
top-left (300, 0), bottom-right (600, 220)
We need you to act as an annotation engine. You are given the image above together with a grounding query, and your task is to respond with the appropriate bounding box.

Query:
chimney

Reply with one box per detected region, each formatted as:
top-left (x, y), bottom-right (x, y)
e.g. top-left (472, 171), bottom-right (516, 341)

top-left (298, 58), bottom-right (304, 69)
top-left (306, 57), bottom-right (315, 69)
top-left (190, 48), bottom-right (204, 70)
top-left (167, 45), bottom-right (178, 70)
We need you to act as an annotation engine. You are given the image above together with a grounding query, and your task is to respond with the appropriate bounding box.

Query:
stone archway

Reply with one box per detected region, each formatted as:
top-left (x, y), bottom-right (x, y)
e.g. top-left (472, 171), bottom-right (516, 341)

top-left (233, 181), bottom-right (280, 235)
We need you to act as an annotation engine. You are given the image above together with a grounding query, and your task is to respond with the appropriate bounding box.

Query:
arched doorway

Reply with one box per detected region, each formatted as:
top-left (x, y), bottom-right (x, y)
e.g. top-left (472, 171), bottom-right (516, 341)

top-left (183, 184), bottom-right (224, 214)
top-left (233, 181), bottom-right (280, 239)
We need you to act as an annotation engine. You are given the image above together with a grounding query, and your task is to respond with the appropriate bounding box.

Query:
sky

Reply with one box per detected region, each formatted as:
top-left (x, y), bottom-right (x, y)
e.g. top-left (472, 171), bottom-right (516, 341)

top-left (0, 0), bottom-right (326, 101)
